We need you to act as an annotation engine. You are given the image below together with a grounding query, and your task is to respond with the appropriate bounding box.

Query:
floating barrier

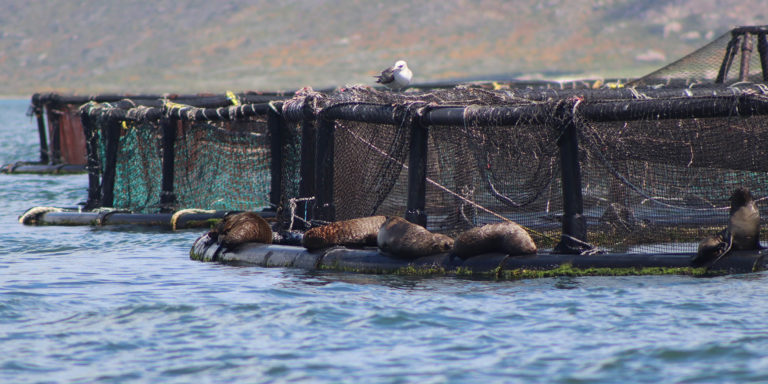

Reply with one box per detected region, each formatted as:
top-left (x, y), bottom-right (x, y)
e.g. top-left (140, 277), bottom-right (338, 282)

top-left (1, 161), bottom-right (86, 174)
top-left (18, 207), bottom-right (275, 230)
top-left (189, 237), bottom-right (768, 279)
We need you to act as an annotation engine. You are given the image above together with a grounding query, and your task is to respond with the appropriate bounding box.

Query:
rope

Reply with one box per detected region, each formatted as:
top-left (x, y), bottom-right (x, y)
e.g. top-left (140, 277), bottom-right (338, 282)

top-left (571, 99), bottom-right (741, 212)
top-left (628, 87), bottom-right (651, 100)
top-left (708, 232), bottom-right (734, 267)
top-left (226, 91), bottom-right (241, 106)
top-left (339, 124), bottom-right (557, 243)
top-left (287, 197), bottom-right (315, 230)
top-left (560, 234), bottom-right (602, 255)
top-left (171, 208), bottom-right (217, 231)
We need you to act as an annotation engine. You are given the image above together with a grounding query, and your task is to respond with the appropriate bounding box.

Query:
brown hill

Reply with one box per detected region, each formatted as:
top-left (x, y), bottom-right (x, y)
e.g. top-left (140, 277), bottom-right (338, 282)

top-left (0, 0), bottom-right (766, 95)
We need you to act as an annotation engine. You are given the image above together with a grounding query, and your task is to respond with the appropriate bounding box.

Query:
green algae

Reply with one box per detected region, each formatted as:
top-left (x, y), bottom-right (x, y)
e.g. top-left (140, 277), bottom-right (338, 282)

top-left (313, 259), bottom-right (723, 280)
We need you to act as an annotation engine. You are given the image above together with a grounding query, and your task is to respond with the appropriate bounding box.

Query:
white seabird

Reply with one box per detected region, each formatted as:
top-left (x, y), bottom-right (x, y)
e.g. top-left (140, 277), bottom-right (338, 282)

top-left (374, 60), bottom-right (412, 90)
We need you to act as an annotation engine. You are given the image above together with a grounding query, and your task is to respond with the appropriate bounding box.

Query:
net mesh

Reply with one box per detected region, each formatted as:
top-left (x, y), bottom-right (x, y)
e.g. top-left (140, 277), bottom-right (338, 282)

top-left (317, 86), bottom-right (768, 253)
top-left (632, 29), bottom-right (768, 86)
top-left (578, 107), bottom-right (768, 253)
top-left (89, 102), bottom-right (294, 213)
top-left (112, 120), bottom-right (163, 211)
top-left (173, 118), bottom-right (272, 212)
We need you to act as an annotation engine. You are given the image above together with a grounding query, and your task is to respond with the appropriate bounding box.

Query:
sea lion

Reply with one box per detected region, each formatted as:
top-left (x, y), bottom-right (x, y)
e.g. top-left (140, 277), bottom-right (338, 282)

top-left (208, 211), bottom-right (273, 249)
top-left (452, 221), bottom-right (537, 259)
top-left (692, 187), bottom-right (760, 267)
top-left (600, 202), bottom-right (641, 233)
top-left (302, 216), bottom-right (388, 250)
top-left (377, 216), bottom-right (454, 259)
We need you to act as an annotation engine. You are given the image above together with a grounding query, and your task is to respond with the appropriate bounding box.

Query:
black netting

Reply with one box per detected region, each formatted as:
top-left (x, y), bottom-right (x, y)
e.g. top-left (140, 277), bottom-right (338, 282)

top-left (632, 28), bottom-right (768, 86)
top-left (173, 118), bottom-right (272, 211)
top-left (424, 117), bottom-right (562, 248)
top-left (332, 119), bottom-right (411, 220)
top-left (112, 120), bottom-right (163, 211)
top-left (578, 99), bottom-right (768, 253)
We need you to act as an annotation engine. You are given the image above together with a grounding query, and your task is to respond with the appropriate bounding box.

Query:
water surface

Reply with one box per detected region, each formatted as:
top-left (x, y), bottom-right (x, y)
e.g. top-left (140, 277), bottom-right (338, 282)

top-left (2, 99), bottom-right (768, 383)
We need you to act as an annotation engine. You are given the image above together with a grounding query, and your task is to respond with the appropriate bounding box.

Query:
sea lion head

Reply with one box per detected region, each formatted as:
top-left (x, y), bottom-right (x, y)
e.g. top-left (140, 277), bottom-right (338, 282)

top-left (433, 234), bottom-right (454, 253)
top-left (216, 211), bottom-right (273, 247)
top-left (730, 187), bottom-right (753, 214)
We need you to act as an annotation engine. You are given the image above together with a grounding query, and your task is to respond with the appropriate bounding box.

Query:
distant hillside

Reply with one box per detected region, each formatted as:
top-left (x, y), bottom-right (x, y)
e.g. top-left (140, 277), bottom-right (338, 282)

top-left (0, 0), bottom-right (766, 95)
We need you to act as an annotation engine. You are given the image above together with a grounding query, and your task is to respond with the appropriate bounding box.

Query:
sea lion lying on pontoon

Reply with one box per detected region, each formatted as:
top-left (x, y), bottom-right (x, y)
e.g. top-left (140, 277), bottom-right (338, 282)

top-left (377, 216), bottom-right (454, 259)
top-left (452, 221), bottom-right (537, 259)
top-left (199, 211), bottom-right (273, 261)
top-left (208, 211), bottom-right (272, 246)
top-left (302, 216), bottom-right (388, 250)
top-left (692, 187), bottom-right (760, 267)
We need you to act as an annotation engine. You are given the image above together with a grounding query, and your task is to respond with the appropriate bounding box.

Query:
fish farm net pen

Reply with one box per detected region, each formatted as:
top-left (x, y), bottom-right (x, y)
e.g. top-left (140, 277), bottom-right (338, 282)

top-left (16, 25), bottom-right (768, 277)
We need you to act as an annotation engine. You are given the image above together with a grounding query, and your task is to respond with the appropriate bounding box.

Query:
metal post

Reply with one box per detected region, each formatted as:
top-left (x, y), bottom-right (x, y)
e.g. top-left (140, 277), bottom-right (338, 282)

top-left (314, 118), bottom-right (335, 221)
top-left (81, 109), bottom-right (101, 210)
top-left (299, 118), bottom-right (316, 220)
top-left (100, 118), bottom-right (121, 208)
top-left (554, 115), bottom-right (587, 254)
top-left (49, 110), bottom-right (62, 164)
top-left (405, 119), bottom-right (428, 227)
top-left (159, 117), bottom-right (178, 213)
top-left (267, 108), bottom-right (285, 212)
top-left (35, 105), bottom-right (50, 164)
top-left (758, 32), bottom-right (768, 82)
top-left (716, 35), bottom-right (741, 83)
top-left (739, 32), bottom-right (753, 82)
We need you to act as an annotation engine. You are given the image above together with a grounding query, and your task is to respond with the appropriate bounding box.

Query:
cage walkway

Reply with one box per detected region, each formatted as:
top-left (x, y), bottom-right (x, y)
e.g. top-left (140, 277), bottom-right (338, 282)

top-left (190, 239), bottom-right (767, 279)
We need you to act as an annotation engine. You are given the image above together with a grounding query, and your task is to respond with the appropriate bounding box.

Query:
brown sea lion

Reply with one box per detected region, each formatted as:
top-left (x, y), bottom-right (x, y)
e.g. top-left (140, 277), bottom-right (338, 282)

top-left (377, 216), bottom-right (454, 259)
top-left (302, 216), bottom-right (388, 250)
top-left (692, 187), bottom-right (760, 267)
top-left (210, 211), bottom-right (273, 248)
top-left (453, 221), bottom-right (537, 259)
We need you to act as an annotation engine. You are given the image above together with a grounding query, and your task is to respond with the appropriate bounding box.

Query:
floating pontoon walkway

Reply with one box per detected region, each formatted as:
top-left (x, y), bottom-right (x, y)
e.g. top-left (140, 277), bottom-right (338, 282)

top-left (190, 239), bottom-right (768, 279)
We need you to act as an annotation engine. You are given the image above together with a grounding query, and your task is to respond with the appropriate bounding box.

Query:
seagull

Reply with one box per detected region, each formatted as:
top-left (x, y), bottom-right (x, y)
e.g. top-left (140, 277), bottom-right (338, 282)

top-left (374, 60), bottom-right (412, 90)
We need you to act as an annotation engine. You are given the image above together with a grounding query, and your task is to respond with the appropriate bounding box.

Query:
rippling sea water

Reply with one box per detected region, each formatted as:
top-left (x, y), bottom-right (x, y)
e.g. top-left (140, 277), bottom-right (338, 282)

top-left (3, 98), bottom-right (768, 383)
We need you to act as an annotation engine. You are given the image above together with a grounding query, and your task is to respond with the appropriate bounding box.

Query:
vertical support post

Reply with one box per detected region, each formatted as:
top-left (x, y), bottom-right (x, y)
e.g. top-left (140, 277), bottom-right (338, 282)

top-left (716, 35), bottom-right (741, 83)
top-left (160, 117), bottom-right (178, 213)
top-left (554, 115), bottom-right (587, 254)
top-left (299, 118), bottom-right (316, 220)
top-left (739, 32), bottom-right (753, 82)
top-left (267, 108), bottom-right (285, 212)
top-left (100, 118), bottom-right (121, 208)
top-left (35, 105), bottom-right (50, 164)
top-left (49, 109), bottom-right (62, 164)
top-left (757, 32), bottom-right (768, 82)
top-left (405, 119), bottom-right (428, 227)
top-left (81, 108), bottom-right (101, 210)
top-left (314, 118), bottom-right (335, 222)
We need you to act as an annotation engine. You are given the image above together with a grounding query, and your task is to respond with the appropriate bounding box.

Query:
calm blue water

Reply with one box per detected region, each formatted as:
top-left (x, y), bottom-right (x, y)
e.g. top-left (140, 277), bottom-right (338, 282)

top-left (3, 99), bottom-right (768, 383)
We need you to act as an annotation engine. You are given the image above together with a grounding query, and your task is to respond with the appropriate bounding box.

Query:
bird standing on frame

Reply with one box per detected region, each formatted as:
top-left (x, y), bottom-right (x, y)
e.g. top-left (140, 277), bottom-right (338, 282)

top-left (375, 60), bottom-right (412, 90)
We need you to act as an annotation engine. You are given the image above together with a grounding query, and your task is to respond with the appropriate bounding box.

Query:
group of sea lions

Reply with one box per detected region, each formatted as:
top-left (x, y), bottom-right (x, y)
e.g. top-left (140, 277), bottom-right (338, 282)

top-left (201, 187), bottom-right (761, 266)
top-left (304, 215), bottom-right (537, 259)
top-left (204, 213), bottom-right (537, 260)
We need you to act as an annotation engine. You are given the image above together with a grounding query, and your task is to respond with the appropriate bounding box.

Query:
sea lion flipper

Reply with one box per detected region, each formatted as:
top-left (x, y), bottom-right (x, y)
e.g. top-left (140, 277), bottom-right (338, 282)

top-left (692, 235), bottom-right (726, 267)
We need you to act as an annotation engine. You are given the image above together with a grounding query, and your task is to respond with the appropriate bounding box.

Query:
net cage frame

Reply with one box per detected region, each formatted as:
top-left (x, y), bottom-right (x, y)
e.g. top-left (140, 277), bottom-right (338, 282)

top-left (277, 84), bottom-right (768, 255)
top-left (78, 83), bottom-right (768, 256)
top-left (79, 97), bottom-right (291, 215)
top-left (26, 91), bottom-right (289, 167)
